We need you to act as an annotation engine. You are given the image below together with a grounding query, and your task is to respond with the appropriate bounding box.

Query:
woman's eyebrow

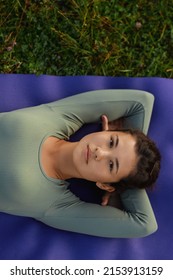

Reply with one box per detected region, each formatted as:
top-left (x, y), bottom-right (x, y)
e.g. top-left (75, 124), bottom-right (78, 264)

top-left (115, 135), bottom-right (119, 147)
top-left (114, 135), bottom-right (119, 173)
top-left (115, 158), bottom-right (119, 174)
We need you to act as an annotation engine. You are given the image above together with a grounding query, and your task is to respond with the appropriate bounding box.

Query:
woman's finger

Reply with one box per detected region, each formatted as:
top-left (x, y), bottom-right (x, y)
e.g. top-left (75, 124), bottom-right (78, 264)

top-left (101, 192), bottom-right (111, 206)
top-left (101, 115), bottom-right (109, 131)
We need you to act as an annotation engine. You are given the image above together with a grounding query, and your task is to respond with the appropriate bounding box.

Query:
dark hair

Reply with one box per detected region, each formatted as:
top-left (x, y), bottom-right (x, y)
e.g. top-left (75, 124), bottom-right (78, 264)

top-left (110, 129), bottom-right (161, 192)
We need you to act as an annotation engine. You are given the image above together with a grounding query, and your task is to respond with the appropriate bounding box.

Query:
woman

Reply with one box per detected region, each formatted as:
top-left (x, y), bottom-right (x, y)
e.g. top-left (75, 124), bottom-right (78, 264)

top-left (0, 89), bottom-right (160, 238)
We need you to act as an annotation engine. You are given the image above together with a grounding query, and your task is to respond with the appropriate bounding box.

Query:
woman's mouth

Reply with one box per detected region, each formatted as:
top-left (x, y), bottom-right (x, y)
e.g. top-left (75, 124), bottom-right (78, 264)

top-left (86, 144), bottom-right (90, 164)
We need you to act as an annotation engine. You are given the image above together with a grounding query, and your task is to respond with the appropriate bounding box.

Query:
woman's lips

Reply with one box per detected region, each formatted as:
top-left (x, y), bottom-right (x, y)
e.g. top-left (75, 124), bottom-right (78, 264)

top-left (86, 144), bottom-right (90, 164)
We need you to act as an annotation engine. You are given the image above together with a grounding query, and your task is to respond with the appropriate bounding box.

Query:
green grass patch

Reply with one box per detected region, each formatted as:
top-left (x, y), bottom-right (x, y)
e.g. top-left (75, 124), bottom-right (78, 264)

top-left (0, 0), bottom-right (173, 77)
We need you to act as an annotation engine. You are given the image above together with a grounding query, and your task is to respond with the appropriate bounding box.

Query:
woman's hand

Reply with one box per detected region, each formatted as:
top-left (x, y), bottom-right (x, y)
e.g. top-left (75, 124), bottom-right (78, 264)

top-left (101, 115), bottom-right (124, 131)
top-left (101, 192), bottom-right (112, 206)
top-left (101, 191), bottom-right (123, 209)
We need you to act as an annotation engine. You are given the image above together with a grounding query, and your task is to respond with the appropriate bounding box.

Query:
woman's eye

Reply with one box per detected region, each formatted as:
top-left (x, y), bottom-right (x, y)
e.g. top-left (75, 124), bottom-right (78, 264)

top-left (109, 137), bottom-right (114, 148)
top-left (109, 160), bottom-right (114, 172)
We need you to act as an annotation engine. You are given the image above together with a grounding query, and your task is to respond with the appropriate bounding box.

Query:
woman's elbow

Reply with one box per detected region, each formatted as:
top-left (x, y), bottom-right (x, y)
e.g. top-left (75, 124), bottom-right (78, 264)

top-left (138, 218), bottom-right (158, 238)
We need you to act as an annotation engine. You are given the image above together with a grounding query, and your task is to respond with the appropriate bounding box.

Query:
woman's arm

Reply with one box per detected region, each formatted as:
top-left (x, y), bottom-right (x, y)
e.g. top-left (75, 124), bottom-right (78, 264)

top-left (46, 90), bottom-right (154, 137)
top-left (38, 187), bottom-right (157, 238)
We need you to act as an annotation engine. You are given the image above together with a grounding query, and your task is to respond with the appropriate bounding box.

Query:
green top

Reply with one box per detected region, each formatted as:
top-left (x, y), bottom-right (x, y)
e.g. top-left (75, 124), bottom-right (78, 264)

top-left (0, 89), bottom-right (157, 238)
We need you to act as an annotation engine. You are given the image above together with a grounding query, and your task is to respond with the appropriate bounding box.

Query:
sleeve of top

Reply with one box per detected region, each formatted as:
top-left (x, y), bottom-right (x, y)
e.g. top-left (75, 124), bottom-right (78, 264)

top-left (38, 187), bottom-right (158, 238)
top-left (46, 89), bottom-right (154, 137)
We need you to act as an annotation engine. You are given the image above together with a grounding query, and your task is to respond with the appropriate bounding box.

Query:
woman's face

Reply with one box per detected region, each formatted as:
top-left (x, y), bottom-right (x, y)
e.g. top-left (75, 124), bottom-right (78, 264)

top-left (72, 131), bottom-right (138, 184)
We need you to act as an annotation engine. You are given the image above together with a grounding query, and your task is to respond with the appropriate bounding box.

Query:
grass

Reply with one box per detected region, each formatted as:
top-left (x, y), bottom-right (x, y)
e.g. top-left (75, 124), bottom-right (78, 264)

top-left (0, 0), bottom-right (173, 77)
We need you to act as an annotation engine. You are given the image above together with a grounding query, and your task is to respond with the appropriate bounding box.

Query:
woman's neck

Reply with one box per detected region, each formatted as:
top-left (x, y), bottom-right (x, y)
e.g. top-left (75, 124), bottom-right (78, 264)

top-left (53, 139), bottom-right (79, 180)
top-left (41, 137), bottom-right (79, 180)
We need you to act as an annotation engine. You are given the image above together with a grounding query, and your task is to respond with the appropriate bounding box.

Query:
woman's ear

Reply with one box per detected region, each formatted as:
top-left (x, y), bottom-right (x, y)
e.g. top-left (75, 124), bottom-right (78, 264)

top-left (101, 115), bottom-right (109, 131)
top-left (96, 182), bottom-right (115, 192)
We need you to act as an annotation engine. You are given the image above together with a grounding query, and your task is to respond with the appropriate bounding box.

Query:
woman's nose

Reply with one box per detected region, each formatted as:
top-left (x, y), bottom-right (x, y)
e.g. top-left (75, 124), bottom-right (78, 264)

top-left (95, 147), bottom-right (109, 161)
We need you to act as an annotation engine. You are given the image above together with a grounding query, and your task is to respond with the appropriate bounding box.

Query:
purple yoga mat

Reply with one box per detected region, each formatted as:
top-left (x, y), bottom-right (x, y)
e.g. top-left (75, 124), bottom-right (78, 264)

top-left (0, 74), bottom-right (173, 260)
